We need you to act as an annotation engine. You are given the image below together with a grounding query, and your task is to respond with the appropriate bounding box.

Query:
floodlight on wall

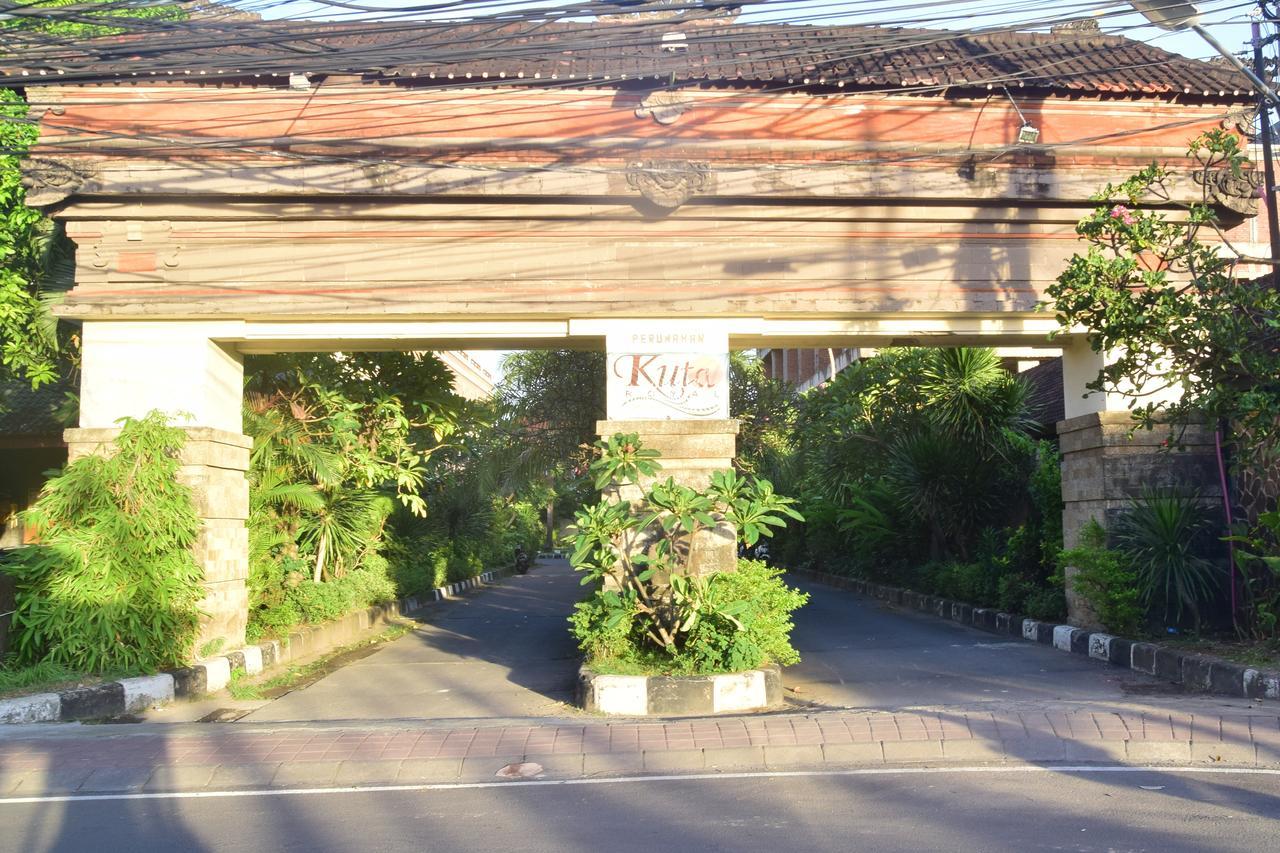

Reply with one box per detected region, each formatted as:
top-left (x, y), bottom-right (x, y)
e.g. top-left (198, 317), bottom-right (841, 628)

top-left (1002, 87), bottom-right (1040, 145)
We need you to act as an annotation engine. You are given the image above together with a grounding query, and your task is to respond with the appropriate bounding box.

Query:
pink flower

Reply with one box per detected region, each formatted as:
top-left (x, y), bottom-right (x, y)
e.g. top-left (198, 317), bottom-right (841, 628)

top-left (1109, 204), bottom-right (1137, 226)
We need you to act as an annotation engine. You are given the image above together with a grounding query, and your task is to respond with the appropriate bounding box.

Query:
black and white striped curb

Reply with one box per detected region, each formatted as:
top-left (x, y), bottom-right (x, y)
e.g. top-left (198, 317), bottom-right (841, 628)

top-left (788, 568), bottom-right (1280, 702)
top-left (0, 566), bottom-right (513, 724)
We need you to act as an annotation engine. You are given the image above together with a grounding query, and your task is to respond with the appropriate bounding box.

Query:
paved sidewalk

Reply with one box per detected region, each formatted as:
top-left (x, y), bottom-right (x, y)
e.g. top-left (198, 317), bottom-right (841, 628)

top-left (3, 706), bottom-right (1280, 796)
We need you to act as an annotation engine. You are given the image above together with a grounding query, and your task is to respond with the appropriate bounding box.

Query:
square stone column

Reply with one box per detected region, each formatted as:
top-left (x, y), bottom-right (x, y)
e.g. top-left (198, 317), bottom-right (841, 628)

top-left (1057, 335), bottom-right (1221, 627)
top-left (71, 321), bottom-right (251, 656)
top-left (597, 418), bottom-right (740, 575)
top-left (595, 319), bottom-right (740, 576)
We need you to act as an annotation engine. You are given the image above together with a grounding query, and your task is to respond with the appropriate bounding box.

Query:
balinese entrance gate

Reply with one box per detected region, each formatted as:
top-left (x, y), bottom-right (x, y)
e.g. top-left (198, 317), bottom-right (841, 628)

top-left (11, 19), bottom-right (1260, 648)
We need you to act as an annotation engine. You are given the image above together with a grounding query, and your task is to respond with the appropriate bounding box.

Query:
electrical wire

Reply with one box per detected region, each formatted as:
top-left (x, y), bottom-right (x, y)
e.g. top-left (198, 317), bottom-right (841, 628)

top-left (0, 0), bottom-right (1265, 178)
top-left (0, 2), bottom-right (1254, 101)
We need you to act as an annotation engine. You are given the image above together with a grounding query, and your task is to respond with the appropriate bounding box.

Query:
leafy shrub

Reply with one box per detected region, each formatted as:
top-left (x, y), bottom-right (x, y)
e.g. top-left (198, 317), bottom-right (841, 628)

top-left (246, 600), bottom-right (302, 643)
top-left (4, 413), bottom-right (204, 672)
top-left (446, 542), bottom-right (485, 583)
top-left (1028, 440), bottom-right (1064, 567)
top-left (1060, 520), bottom-right (1142, 636)
top-left (248, 553), bottom-right (397, 641)
top-left (568, 589), bottom-right (636, 662)
top-left (384, 531), bottom-right (449, 596)
top-left (1231, 506), bottom-right (1280, 640)
top-left (1022, 586), bottom-right (1068, 622)
top-left (676, 560), bottom-right (809, 673)
top-left (570, 435), bottom-right (805, 674)
top-left (571, 560), bottom-right (808, 675)
top-left (1115, 489), bottom-right (1220, 630)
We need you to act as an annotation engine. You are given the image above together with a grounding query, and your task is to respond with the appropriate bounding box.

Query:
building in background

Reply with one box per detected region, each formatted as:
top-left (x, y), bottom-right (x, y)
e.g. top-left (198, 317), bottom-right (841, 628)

top-left (760, 348), bottom-right (858, 393)
top-left (436, 351), bottom-right (497, 401)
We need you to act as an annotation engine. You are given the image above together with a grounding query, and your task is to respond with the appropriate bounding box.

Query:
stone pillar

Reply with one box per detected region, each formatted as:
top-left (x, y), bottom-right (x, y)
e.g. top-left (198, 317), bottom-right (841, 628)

top-left (596, 418), bottom-right (740, 575)
top-left (1058, 337), bottom-right (1220, 627)
top-left (68, 321), bottom-right (250, 655)
top-left (599, 320), bottom-right (738, 576)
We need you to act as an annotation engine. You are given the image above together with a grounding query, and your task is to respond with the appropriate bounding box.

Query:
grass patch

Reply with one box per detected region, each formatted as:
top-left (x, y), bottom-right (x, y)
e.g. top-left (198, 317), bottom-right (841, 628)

top-left (227, 667), bottom-right (263, 701)
top-left (1164, 637), bottom-right (1280, 671)
top-left (226, 622), bottom-right (413, 700)
top-left (0, 660), bottom-right (101, 700)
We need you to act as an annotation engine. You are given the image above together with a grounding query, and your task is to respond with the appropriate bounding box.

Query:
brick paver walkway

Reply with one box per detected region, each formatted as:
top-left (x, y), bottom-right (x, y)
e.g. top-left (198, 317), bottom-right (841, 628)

top-left (3, 708), bottom-right (1280, 796)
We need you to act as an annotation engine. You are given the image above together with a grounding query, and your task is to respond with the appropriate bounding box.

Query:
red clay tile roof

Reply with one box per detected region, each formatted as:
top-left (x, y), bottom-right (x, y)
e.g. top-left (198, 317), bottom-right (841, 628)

top-left (2, 20), bottom-right (1255, 98)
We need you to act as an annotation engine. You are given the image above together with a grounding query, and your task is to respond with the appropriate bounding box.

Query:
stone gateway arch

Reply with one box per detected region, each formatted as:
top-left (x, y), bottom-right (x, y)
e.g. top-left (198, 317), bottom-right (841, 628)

top-left (10, 19), bottom-right (1261, 648)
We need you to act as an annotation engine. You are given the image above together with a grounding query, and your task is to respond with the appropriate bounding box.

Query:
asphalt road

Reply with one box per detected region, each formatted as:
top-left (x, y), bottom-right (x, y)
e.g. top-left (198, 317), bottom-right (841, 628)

top-left (242, 560), bottom-right (584, 723)
top-left (4, 768), bottom-right (1278, 853)
top-left (784, 576), bottom-right (1171, 710)
top-left (237, 561), bottom-right (1185, 723)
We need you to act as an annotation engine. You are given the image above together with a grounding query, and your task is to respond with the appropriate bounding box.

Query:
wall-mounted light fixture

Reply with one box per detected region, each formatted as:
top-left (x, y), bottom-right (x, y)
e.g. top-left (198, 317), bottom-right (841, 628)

top-left (1002, 87), bottom-right (1039, 145)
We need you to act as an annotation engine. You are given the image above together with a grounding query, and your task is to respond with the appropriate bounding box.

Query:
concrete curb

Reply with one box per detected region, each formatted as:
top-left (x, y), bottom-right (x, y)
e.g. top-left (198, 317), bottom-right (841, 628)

top-left (0, 565), bottom-right (516, 724)
top-left (788, 568), bottom-right (1280, 702)
top-left (578, 665), bottom-right (783, 715)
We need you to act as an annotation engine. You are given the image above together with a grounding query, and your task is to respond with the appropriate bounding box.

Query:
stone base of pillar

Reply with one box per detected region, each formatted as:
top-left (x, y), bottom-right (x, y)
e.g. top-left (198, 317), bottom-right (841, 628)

top-left (596, 418), bottom-right (739, 576)
top-left (64, 426), bottom-right (252, 657)
top-left (1057, 412), bottom-right (1221, 628)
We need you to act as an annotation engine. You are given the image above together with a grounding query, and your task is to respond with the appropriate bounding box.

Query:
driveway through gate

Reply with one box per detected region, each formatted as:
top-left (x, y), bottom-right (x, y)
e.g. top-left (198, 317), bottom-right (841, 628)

top-left (10, 18), bottom-right (1264, 645)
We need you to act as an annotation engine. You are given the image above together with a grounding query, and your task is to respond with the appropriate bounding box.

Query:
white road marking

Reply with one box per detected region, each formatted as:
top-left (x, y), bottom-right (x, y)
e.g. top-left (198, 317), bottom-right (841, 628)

top-left (1, 765), bottom-right (1277, 806)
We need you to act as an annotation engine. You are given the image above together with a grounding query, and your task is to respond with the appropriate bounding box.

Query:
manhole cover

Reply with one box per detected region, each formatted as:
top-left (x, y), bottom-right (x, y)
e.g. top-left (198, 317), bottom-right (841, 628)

top-left (495, 762), bottom-right (544, 780)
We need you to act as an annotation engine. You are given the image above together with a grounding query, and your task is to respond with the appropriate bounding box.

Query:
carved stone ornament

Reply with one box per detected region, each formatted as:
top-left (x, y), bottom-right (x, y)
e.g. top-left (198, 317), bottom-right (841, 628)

top-left (20, 157), bottom-right (96, 204)
top-left (625, 160), bottom-right (710, 211)
top-left (360, 162), bottom-right (406, 189)
top-left (635, 90), bottom-right (694, 125)
top-left (1222, 106), bottom-right (1257, 136)
top-left (1194, 165), bottom-right (1261, 215)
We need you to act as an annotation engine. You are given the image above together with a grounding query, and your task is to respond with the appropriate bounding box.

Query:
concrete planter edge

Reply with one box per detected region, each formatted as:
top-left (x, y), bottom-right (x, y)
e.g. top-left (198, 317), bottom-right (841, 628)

top-left (578, 663), bottom-right (784, 716)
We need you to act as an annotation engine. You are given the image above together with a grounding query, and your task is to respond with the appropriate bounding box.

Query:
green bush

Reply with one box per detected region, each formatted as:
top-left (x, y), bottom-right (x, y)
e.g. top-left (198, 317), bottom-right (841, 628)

top-left (247, 554), bottom-right (397, 641)
top-left (568, 589), bottom-right (637, 663)
top-left (1115, 489), bottom-right (1220, 630)
top-left (1022, 586), bottom-right (1068, 622)
top-left (3, 412), bottom-right (204, 672)
top-left (571, 559), bottom-right (808, 675)
top-left (1060, 520), bottom-right (1142, 636)
top-left (245, 600), bottom-right (302, 643)
top-left (676, 560), bottom-right (809, 673)
top-left (446, 542), bottom-right (485, 583)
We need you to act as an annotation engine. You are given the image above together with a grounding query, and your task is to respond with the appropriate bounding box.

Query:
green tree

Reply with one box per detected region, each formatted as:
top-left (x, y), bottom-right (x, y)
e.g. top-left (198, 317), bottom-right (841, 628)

top-left (2, 2), bottom-right (185, 394)
top-left (1047, 130), bottom-right (1280, 464)
top-left (0, 89), bottom-right (61, 391)
top-left (569, 434), bottom-right (806, 673)
top-left (794, 347), bottom-right (1036, 564)
top-left (729, 351), bottom-right (798, 481)
top-left (244, 351), bottom-right (466, 586)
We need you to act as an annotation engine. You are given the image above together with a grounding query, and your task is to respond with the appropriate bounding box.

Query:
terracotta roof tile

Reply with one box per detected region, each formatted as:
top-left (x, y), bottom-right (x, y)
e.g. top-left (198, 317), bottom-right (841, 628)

top-left (1, 20), bottom-right (1254, 98)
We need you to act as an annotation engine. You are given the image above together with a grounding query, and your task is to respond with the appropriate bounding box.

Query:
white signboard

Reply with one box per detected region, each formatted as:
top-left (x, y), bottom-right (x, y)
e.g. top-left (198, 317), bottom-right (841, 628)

top-left (606, 324), bottom-right (729, 420)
